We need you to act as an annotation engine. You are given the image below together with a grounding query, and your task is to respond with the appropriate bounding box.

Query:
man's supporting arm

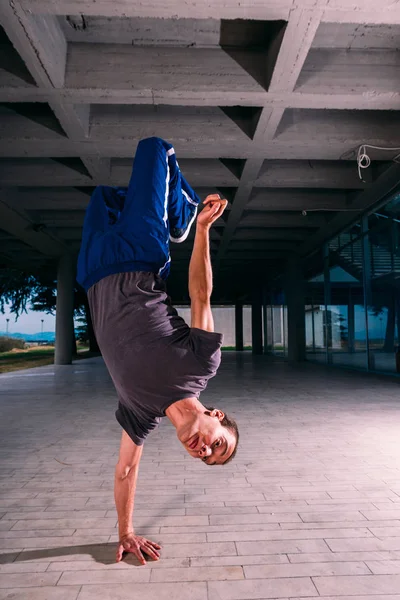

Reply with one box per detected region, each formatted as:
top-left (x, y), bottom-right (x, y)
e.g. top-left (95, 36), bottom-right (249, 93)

top-left (115, 431), bottom-right (142, 539)
top-left (114, 431), bottom-right (161, 563)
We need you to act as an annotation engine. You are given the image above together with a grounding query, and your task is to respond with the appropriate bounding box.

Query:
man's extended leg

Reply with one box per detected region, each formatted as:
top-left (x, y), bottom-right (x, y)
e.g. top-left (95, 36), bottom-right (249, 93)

top-left (165, 144), bottom-right (200, 243)
top-left (122, 137), bottom-right (200, 277)
top-left (78, 137), bottom-right (200, 289)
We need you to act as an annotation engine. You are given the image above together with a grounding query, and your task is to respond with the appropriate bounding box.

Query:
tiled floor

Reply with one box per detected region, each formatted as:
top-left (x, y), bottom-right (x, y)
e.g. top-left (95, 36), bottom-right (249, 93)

top-left (1, 353), bottom-right (400, 599)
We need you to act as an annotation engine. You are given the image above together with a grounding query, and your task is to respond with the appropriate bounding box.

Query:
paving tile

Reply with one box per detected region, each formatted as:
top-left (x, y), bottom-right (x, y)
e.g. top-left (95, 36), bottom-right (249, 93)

top-left (160, 524), bottom-right (280, 534)
top-left (0, 535), bottom-right (110, 550)
top-left (0, 524), bottom-right (16, 533)
top-left (58, 568), bottom-right (151, 584)
top-left (0, 529), bottom-right (76, 539)
top-left (190, 555), bottom-right (290, 567)
top-left (299, 510), bottom-right (367, 522)
top-left (369, 527), bottom-right (400, 537)
top-left (109, 532), bottom-right (206, 544)
top-left (150, 566), bottom-right (244, 582)
top-left (237, 539), bottom-right (330, 555)
top-left (10, 519), bottom-right (116, 530)
top-left (208, 577), bottom-right (317, 599)
top-left (313, 574), bottom-right (400, 595)
top-left (207, 527), bottom-right (372, 542)
top-left (0, 588), bottom-right (80, 600)
top-left (362, 510), bottom-right (400, 520)
top-left (291, 597), bottom-right (400, 600)
top-left (76, 582), bottom-right (207, 600)
top-left (325, 537), bottom-right (400, 552)
top-left (160, 542), bottom-right (236, 558)
top-left (244, 561), bottom-right (370, 578)
top-left (288, 551), bottom-right (400, 563)
top-left (209, 513), bottom-right (301, 525)
top-left (280, 519), bottom-right (400, 530)
top-left (366, 560), bottom-right (400, 574)
top-left (0, 563), bottom-right (49, 573)
top-left (0, 572), bottom-right (61, 588)
top-left (47, 558), bottom-right (190, 570)
top-left (259, 502), bottom-right (377, 513)
top-left (185, 506), bottom-right (259, 515)
top-left (4, 511), bottom-right (107, 521)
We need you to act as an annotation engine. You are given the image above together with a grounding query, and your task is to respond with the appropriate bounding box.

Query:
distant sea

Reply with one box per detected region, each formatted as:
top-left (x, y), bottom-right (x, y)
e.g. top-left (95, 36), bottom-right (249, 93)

top-left (0, 331), bottom-right (55, 342)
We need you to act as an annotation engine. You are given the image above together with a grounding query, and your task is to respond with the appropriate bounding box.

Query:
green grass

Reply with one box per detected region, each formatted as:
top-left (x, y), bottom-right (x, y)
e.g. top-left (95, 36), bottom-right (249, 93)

top-left (222, 346), bottom-right (252, 351)
top-left (0, 347), bottom-right (90, 374)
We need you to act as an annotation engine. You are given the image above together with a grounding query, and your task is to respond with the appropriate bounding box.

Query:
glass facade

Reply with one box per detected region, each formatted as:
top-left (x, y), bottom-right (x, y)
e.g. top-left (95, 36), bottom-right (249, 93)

top-left (264, 291), bottom-right (288, 358)
top-left (305, 193), bottom-right (400, 375)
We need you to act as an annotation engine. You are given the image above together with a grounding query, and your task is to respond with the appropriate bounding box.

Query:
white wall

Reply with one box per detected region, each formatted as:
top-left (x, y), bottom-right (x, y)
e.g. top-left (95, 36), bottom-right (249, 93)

top-left (176, 306), bottom-right (253, 347)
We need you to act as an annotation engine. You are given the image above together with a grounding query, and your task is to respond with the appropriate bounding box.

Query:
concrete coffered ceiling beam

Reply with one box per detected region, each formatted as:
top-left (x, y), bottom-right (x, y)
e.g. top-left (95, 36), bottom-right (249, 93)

top-left (255, 161), bottom-right (368, 189)
top-left (0, 158), bottom-right (93, 187)
top-left (19, 0), bottom-right (293, 20)
top-left (6, 187), bottom-right (92, 211)
top-left (1, 137), bottom-right (399, 162)
top-left (216, 5), bottom-right (325, 263)
top-left (0, 2), bottom-right (106, 181)
top-left (20, 0), bottom-right (400, 24)
top-left (246, 188), bottom-right (355, 211)
top-left (234, 228), bottom-right (309, 242)
top-left (2, 87), bottom-right (400, 112)
top-left (239, 211), bottom-right (329, 228)
top-left (0, 188), bottom-right (66, 257)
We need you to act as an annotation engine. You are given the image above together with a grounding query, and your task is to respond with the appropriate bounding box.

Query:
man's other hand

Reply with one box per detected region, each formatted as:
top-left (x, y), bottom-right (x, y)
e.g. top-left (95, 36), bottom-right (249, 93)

top-left (116, 532), bottom-right (161, 564)
top-left (197, 194), bottom-right (228, 230)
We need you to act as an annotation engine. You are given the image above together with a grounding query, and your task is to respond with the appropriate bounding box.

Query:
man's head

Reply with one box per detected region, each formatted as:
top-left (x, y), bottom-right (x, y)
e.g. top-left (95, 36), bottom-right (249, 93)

top-left (181, 406), bottom-right (239, 465)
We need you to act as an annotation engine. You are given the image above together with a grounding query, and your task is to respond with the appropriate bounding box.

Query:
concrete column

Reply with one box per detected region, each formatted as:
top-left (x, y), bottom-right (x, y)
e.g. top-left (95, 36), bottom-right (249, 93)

top-left (235, 302), bottom-right (244, 351)
top-left (285, 258), bottom-right (306, 363)
top-left (251, 289), bottom-right (263, 355)
top-left (55, 253), bottom-right (75, 365)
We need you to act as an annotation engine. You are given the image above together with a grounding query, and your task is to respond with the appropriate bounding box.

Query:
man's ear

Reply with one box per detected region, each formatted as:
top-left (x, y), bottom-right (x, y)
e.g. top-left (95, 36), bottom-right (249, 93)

top-left (205, 409), bottom-right (225, 421)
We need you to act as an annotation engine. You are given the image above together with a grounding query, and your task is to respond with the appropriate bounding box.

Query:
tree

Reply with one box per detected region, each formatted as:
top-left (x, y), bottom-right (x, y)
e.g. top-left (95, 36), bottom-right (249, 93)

top-left (0, 267), bottom-right (100, 354)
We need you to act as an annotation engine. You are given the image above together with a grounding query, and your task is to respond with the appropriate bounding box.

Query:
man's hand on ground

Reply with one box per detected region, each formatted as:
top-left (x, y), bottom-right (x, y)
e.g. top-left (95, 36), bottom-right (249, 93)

top-left (197, 194), bottom-right (228, 230)
top-left (116, 532), bottom-right (161, 564)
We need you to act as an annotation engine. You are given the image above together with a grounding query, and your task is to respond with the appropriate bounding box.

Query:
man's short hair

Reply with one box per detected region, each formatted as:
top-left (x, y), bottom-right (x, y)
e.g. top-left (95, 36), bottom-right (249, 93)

top-left (205, 406), bottom-right (239, 464)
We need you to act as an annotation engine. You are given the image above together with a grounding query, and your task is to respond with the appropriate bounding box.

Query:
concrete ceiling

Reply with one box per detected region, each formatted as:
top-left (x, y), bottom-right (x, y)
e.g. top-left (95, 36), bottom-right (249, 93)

top-left (1, 0), bottom-right (400, 301)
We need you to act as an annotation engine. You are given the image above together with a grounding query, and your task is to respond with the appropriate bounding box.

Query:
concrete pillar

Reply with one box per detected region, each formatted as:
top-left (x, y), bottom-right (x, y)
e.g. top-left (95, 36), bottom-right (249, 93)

top-left (55, 253), bottom-right (75, 365)
top-left (235, 302), bottom-right (244, 351)
top-left (251, 289), bottom-right (263, 355)
top-left (285, 258), bottom-right (306, 363)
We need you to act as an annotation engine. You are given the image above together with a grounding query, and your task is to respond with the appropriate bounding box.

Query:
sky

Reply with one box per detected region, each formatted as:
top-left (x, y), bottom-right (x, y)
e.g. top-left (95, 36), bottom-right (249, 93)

top-left (1, 303), bottom-right (55, 335)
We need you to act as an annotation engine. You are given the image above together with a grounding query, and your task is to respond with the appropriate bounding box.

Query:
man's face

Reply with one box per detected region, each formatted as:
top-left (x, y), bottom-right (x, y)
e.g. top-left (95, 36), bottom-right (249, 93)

top-left (179, 409), bottom-right (236, 465)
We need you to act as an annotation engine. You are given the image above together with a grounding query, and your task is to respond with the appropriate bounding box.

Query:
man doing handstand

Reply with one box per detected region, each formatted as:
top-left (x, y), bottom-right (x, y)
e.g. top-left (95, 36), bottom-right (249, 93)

top-left (77, 137), bottom-right (239, 565)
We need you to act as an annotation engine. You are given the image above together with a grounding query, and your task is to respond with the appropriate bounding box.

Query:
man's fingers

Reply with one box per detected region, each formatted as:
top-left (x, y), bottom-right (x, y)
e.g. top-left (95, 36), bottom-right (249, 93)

top-left (211, 202), bottom-right (227, 221)
top-left (144, 539), bottom-right (162, 550)
top-left (116, 544), bottom-right (124, 562)
top-left (149, 542), bottom-right (162, 549)
top-left (134, 547), bottom-right (147, 565)
top-left (142, 539), bottom-right (161, 559)
top-left (142, 544), bottom-right (160, 560)
top-left (203, 194), bottom-right (221, 205)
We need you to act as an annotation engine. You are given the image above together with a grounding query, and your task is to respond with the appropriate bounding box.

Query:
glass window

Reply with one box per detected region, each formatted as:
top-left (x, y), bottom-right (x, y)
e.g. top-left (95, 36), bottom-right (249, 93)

top-left (366, 216), bottom-right (400, 373)
top-left (305, 273), bottom-right (326, 364)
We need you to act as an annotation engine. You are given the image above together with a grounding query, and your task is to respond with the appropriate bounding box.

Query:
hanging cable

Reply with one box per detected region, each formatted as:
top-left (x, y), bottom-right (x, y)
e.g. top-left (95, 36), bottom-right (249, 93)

top-left (356, 144), bottom-right (400, 181)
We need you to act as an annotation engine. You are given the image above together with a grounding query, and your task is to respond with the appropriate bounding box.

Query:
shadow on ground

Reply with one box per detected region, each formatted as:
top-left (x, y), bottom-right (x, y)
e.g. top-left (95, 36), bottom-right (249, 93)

top-left (0, 543), bottom-right (155, 567)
